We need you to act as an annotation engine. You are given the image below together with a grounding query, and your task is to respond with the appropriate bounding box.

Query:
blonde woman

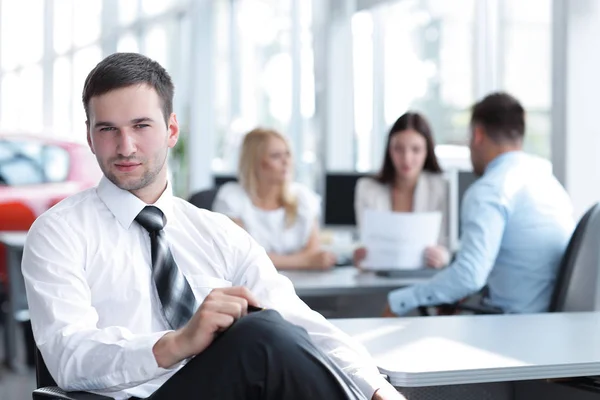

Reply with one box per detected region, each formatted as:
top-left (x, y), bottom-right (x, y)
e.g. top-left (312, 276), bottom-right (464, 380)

top-left (213, 128), bottom-right (336, 270)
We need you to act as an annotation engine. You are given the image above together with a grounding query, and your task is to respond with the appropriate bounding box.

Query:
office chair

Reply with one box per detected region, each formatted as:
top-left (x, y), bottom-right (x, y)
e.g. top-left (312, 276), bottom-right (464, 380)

top-left (33, 348), bottom-right (111, 399)
top-left (188, 188), bottom-right (219, 211)
top-left (548, 202), bottom-right (600, 312)
top-left (421, 202), bottom-right (600, 316)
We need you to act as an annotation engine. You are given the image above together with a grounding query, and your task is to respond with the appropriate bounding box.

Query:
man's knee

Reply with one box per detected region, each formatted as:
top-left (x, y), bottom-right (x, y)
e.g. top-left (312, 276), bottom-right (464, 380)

top-left (225, 309), bottom-right (309, 350)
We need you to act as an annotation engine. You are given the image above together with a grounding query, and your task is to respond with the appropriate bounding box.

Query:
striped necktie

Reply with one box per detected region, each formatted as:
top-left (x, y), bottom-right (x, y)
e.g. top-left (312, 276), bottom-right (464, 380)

top-left (135, 206), bottom-right (196, 329)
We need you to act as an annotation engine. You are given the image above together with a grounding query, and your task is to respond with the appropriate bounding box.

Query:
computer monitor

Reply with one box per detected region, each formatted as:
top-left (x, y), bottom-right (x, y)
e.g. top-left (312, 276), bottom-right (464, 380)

top-left (323, 172), bottom-right (366, 226)
top-left (457, 170), bottom-right (478, 236)
top-left (446, 169), bottom-right (479, 251)
top-left (213, 174), bottom-right (237, 188)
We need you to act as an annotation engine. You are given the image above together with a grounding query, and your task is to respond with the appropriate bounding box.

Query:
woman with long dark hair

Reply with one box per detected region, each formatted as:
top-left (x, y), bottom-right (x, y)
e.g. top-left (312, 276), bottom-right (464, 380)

top-left (354, 112), bottom-right (450, 268)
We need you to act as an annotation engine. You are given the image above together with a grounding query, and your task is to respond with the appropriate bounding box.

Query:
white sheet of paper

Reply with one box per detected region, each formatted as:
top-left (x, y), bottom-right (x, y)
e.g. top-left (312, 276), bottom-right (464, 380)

top-left (361, 209), bottom-right (442, 270)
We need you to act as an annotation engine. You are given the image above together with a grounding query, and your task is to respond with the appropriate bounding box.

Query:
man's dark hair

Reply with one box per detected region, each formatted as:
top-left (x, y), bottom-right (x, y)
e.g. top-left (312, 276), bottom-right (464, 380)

top-left (471, 92), bottom-right (525, 143)
top-left (82, 53), bottom-right (174, 126)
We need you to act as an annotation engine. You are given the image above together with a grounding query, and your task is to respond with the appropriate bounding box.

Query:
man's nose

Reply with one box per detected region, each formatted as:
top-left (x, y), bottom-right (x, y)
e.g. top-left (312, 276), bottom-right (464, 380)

top-left (117, 131), bottom-right (136, 157)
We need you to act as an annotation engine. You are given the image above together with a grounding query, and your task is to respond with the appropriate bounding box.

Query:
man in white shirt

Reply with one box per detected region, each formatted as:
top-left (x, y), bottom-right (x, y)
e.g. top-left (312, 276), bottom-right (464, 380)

top-left (22, 53), bottom-right (402, 400)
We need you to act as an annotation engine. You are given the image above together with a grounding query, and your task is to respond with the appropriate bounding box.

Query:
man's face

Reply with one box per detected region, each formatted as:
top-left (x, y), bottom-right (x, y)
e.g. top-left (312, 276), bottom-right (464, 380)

top-left (469, 123), bottom-right (486, 177)
top-left (86, 84), bottom-right (178, 194)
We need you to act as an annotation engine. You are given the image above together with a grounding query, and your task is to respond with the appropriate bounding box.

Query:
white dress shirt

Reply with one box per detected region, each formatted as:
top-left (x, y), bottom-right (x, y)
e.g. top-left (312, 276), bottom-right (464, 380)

top-left (212, 181), bottom-right (320, 254)
top-left (22, 177), bottom-right (386, 399)
top-left (354, 172), bottom-right (449, 246)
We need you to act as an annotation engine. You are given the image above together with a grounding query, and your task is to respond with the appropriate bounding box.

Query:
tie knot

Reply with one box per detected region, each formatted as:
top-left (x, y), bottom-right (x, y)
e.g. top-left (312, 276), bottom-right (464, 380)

top-left (135, 206), bottom-right (166, 232)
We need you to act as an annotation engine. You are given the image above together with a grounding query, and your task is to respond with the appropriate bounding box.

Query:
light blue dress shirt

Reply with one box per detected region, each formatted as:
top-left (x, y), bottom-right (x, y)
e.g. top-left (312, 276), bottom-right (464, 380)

top-left (388, 151), bottom-right (574, 314)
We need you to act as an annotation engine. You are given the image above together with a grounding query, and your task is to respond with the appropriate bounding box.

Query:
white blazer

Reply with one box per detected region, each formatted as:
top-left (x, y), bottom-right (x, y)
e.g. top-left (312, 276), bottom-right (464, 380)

top-left (354, 172), bottom-right (449, 246)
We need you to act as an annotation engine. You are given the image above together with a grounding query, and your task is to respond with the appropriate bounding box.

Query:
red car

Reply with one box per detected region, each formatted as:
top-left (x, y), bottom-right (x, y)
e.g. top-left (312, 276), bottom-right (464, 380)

top-left (0, 135), bottom-right (102, 284)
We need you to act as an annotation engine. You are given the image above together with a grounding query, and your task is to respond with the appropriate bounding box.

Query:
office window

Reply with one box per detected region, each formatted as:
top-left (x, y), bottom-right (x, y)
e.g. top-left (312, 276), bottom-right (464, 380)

top-left (300, 0), bottom-right (315, 121)
top-left (20, 66), bottom-right (44, 132)
top-left (298, 0), bottom-right (316, 180)
top-left (143, 24), bottom-right (168, 68)
top-left (501, 0), bottom-right (552, 159)
top-left (117, 33), bottom-right (140, 53)
top-left (352, 0), bottom-right (475, 171)
top-left (0, 73), bottom-right (19, 129)
top-left (381, 0), bottom-right (475, 143)
top-left (238, 0), bottom-right (293, 133)
top-left (72, 0), bottom-right (102, 48)
top-left (53, 57), bottom-right (72, 135)
top-left (54, 0), bottom-right (74, 54)
top-left (142, 0), bottom-right (177, 16)
top-left (213, 0), bottom-right (233, 172)
top-left (352, 11), bottom-right (374, 172)
top-left (214, 0), bottom-right (294, 172)
top-left (72, 46), bottom-right (102, 139)
top-left (1, 0), bottom-right (44, 70)
top-left (119, 0), bottom-right (139, 26)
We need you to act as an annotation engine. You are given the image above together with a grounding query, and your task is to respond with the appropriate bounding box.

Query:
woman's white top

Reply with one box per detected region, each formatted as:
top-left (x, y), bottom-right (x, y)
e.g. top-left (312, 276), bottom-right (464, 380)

top-left (213, 182), bottom-right (320, 254)
top-left (354, 171), bottom-right (449, 246)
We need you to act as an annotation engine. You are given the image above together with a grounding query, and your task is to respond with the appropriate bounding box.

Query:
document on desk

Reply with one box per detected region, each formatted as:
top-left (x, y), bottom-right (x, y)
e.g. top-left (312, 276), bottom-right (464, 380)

top-left (360, 209), bottom-right (442, 270)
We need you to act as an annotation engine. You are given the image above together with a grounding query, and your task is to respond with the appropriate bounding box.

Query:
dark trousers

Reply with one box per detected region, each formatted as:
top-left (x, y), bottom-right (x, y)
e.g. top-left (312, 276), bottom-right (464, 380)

top-left (144, 309), bottom-right (366, 400)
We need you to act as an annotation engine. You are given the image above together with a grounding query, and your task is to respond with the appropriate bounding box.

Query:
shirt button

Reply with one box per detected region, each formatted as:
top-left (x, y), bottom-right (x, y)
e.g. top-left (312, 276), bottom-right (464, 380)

top-left (400, 302), bottom-right (405, 308)
top-left (427, 296), bottom-right (433, 301)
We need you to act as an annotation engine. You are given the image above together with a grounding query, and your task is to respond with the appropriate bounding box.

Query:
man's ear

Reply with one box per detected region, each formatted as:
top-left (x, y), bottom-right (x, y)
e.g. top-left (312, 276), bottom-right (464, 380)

top-left (471, 123), bottom-right (486, 146)
top-left (167, 113), bottom-right (179, 149)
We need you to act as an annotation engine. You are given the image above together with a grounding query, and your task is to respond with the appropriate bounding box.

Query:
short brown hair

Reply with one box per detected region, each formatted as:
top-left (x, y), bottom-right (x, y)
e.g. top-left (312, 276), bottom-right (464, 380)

top-left (82, 53), bottom-right (174, 126)
top-left (471, 92), bottom-right (525, 143)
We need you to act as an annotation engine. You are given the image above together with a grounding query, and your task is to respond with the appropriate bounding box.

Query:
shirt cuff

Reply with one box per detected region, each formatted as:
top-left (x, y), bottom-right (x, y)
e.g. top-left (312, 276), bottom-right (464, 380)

top-left (134, 331), bottom-right (184, 379)
top-left (388, 286), bottom-right (420, 315)
top-left (350, 369), bottom-right (392, 399)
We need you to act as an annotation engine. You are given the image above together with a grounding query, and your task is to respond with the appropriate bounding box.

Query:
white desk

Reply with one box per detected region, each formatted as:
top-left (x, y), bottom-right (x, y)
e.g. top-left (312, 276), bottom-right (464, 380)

top-left (281, 268), bottom-right (435, 297)
top-left (332, 312), bottom-right (600, 388)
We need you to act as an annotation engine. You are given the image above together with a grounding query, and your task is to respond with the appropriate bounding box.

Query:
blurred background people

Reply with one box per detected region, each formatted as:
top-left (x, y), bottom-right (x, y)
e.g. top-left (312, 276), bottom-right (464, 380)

top-left (386, 93), bottom-right (574, 316)
top-left (213, 128), bottom-right (336, 270)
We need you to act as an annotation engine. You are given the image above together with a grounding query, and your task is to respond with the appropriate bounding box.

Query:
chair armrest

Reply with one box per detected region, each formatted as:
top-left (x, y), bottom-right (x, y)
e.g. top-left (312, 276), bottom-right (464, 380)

top-left (453, 302), bottom-right (504, 315)
top-left (417, 303), bottom-right (503, 316)
top-left (33, 387), bottom-right (113, 400)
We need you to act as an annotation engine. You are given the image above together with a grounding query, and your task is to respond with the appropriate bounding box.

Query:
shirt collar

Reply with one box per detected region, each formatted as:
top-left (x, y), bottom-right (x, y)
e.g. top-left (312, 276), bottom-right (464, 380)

top-left (96, 176), bottom-right (175, 230)
top-left (485, 150), bottom-right (523, 174)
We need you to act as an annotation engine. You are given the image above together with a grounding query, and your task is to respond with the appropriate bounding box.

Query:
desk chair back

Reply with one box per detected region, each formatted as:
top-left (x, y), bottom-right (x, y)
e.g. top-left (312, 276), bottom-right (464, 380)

top-left (34, 347), bottom-right (112, 399)
top-left (35, 347), bottom-right (57, 388)
top-left (550, 202), bottom-right (600, 312)
top-left (188, 188), bottom-right (218, 211)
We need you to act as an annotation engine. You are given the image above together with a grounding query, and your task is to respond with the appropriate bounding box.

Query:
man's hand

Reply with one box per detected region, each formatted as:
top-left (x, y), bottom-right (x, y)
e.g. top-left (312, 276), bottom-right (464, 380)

top-left (372, 384), bottom-right (407, 399)
top-left (382, 303), bottom-right (397, 318)
top-left (153, 286), bottom-right (260, 368)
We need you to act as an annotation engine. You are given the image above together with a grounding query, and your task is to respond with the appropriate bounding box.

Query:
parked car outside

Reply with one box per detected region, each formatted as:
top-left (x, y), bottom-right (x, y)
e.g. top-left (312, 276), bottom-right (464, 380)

top-left (0, 134), bottom-right (102, 284)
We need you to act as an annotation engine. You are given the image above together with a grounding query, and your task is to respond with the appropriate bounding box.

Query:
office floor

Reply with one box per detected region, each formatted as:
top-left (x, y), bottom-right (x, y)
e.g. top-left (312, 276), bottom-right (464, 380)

top-left (0, 323), bottom-right (36, 400)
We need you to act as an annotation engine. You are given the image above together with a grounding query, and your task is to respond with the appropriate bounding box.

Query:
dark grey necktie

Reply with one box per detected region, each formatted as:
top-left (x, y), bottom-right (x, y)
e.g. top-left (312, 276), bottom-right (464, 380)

top-left (135, 206), bottom-right (196, 329)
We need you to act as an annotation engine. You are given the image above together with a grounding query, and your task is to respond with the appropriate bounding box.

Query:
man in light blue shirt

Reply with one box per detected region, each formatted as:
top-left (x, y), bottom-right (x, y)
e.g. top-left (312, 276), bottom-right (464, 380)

top-left (388, 92), bottom-right (574, 315)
